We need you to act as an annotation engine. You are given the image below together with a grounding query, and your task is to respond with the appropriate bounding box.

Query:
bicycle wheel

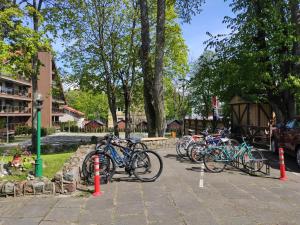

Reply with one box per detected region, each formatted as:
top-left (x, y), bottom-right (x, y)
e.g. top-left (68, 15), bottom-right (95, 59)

top-left (241, 149), bottom-right (264, 172)
top-left (190, 142), bottom-right (206, 163)
top-left (204, 147), bottom-right (227, 173)
top-left (83, 151), bottom-right (116, 184)
top-left (132, 150), bottom-right (163, 182)
top-left (81, 140), bottom-right (107, 180)
top-left (176, 140), bottom-right (188, 158)
top-left (81, 150), bottom-right (97, 181)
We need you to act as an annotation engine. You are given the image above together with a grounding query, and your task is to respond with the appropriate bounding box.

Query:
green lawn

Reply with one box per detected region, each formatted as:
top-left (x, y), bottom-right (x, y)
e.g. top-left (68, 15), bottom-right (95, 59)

top-left (0, 152), bottom-right (73, 181)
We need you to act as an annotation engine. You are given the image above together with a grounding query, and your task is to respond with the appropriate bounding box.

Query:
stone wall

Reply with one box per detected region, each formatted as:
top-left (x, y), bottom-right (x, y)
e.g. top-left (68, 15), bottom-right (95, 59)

top-left (0, 145), bottom-right (94, 197)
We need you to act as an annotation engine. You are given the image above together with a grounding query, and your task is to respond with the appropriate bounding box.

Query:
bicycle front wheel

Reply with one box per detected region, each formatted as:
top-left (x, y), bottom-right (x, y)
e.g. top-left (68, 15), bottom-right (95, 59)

top-left (204, 148), bottom-right (227, 173)
top-left (83, 151), bottom-right (116, 184)
top-left (132, 150), bottom-right (163, 182)
top-left (190, 142), bottom-right (206, 163)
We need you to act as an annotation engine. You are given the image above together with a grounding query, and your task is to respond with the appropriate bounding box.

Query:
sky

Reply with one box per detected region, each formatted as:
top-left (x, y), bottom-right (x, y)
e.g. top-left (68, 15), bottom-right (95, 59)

top-left (181, 0), bottom-right (234, 61)
top-left (53, 0), bottom-right (234, 76)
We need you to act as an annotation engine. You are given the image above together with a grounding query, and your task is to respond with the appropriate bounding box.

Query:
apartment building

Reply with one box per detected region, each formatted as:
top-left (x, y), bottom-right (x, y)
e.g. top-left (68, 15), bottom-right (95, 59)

top-left (0, 52), bottom-right (66, 130)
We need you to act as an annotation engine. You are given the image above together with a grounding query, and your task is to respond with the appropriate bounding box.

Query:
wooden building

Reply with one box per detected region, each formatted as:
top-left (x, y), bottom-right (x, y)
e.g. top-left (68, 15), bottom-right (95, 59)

top-left (229, 95), bottom-right (273, 143)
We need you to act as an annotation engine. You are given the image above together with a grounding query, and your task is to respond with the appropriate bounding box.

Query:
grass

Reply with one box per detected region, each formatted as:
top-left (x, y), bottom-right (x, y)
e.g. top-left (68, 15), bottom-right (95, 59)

top-left (0, 152), bottom-right (73, 181)
top-left (42, 152), bottom-right (73, 178)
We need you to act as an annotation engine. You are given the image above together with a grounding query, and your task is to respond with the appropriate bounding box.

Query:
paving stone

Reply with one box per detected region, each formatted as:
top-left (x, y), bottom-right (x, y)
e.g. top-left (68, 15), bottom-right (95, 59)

top-left (17, 205), bottom-right (52, 218)
top-left (114, 214), bottom-right (147, 225)
top-left (0, 217), bottom-right (42, 225)
top-left (55, 197), bottom-right (86, 208)
top-left (39, 221), bottom-right (78, 225)
top-left (44, 207), bottom-right (81, 223)
top-left (78, 208), bottom-right (112, 225)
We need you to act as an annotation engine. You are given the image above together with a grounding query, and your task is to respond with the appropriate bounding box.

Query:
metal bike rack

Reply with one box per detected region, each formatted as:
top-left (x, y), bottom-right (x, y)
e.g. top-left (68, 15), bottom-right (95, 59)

top-left (232, 156), bottom-right (270, 176)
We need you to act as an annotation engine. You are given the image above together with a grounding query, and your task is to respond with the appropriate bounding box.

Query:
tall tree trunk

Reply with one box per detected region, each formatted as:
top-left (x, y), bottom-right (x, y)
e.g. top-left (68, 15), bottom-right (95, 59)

top-left (139, 0), bottom-right (156, 137)
top-left (107, 82), bottom-right (119, 137)
top-left (124, 89), bottom-right (131, 138)
top-left (153, 0), bottom-right (166, 137)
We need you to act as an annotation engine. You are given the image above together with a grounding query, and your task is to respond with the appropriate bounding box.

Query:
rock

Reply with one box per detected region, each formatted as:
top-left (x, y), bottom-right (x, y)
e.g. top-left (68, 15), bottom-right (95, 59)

top-left (44, 182), bottom-right (54, 194)
top-left (27, 174), bottom-right (35, 180)
top-left (63, 182), bottom-right (76, 193)
top-left (24, 181), bottom-right (34, 194)
top-left (4, 182), bottom-right (14, 194)
top-left (63, 172), bottom-right (74, 182)
top-left (15, 181), bottom-right (26, 196)
top-left (33, 181), bottom-right (45, 193)
top-left (54, 172), bottom-right (63, 181)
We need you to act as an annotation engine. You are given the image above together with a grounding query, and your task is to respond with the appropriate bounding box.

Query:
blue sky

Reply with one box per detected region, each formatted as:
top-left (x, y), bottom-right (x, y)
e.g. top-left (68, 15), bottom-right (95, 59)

top-left (54, 0), bottom-right (234, 70)
top-left (181, 0), bottom-right (234, 61)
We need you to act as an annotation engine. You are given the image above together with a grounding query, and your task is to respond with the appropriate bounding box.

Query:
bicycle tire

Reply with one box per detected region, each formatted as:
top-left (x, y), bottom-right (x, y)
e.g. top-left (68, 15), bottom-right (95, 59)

top-left (82, 151), bottom-right (116, 184)
top-left (190, 142), bottom-right (206, 163)
top-left (241, 149), bottom-right (264, 172)
top-left (176, 141), bottom-right (188, 158)
top-left (132, 150), bottom-right (163, 182)
top-left (204, 147), bottom-right (227, 173)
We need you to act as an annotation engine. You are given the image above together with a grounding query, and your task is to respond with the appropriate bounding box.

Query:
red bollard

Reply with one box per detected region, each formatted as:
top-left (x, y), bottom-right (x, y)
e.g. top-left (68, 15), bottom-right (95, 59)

top-left (93, 155), bottom-right (102, 196)
top-left (279, 147), bottom-right (288, 181)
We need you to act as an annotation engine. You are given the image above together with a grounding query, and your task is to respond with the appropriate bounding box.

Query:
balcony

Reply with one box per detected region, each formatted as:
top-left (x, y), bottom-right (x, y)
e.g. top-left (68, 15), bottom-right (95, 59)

top-left (0, 75), bottom-right (31, 87)
top-left (0, 87), bottom-right (31, 101)
top-left (0, 105), bottom-right (31, 116)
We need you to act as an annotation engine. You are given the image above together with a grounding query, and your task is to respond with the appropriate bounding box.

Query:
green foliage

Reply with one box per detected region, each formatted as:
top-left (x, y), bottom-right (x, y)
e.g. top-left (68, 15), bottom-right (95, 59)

top-left (189, 51), bottom-right (216, 119)
top-left (15, 125), bottom-right (32, 135)
top-left (197, 0), bottom-right (300, 120)
top-left (0, 3), bottom-right (50, 76)
top-left (65, 90), bottom-right (108, 120)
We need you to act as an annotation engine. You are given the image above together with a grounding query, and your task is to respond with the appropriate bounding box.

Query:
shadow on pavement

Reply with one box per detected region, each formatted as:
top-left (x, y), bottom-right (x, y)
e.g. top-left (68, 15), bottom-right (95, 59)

top-left (164, 154), bottom-right (195, 164)
top-left (263, 150), bottom-right (300, 173)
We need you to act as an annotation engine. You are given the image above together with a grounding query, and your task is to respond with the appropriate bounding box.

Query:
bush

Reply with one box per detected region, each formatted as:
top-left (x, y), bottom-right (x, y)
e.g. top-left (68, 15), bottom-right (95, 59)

top-left (46, 127), bottom-right (56, 135)
top-left (15, 125), bottom-right (32, 135)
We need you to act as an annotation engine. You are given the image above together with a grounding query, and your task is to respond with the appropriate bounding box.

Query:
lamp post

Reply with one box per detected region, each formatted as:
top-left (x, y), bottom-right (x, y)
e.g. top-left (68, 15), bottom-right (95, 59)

top-left (35, 93), bottom-right (43, 177)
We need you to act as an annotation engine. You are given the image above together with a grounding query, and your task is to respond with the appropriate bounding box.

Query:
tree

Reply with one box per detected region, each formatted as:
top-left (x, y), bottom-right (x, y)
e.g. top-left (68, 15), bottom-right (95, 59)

top-left (189, 51), bottom-right (216, 120)
top-left (47, 0), bottom-right (142, 137)
top-left (139, 0), bottom-right (204, 137)
top-left (1, 1), bottom-right (50, 150)
top-left (206, 0), bottom-right (300, 123)
top-left (65, 90), bottom-right (108, 120)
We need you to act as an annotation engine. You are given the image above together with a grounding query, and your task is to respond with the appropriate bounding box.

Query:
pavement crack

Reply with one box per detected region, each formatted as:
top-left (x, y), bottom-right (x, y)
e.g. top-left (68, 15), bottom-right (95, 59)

top-left (111, 181), bottom-right (118, 225)
top-left (140, 183), bottom-right (150, 225)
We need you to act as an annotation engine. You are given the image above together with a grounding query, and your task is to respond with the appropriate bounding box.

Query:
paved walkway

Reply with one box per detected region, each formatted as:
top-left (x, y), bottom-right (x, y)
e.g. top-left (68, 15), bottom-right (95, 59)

top-left (0, 147), bottom-right (300, 225)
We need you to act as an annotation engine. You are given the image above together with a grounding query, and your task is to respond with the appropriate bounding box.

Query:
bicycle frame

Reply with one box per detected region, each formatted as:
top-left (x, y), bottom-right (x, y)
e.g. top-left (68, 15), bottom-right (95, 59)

top-left (212, 141), bottom-right (253, 163)
top-left (104, 143), bottom-right (132, 167)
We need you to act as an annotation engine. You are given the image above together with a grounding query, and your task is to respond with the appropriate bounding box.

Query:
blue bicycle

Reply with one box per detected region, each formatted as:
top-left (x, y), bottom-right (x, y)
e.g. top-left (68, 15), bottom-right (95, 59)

top-left (82, 135), bottom-right (163, 183)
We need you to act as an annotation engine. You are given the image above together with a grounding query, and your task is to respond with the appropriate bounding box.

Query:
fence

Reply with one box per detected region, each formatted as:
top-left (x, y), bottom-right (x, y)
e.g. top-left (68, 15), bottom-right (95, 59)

top-left (183, 118), bottom-right (225, 135)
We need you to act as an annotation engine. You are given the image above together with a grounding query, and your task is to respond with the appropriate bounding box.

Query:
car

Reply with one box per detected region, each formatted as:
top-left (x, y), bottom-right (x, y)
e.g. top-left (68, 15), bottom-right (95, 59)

top-left (271, 117), bottom-right (300, 168)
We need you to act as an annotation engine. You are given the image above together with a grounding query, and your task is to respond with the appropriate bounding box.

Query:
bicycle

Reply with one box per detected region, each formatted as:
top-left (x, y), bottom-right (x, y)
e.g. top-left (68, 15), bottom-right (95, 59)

top-left (203, 137), bottom-right (264, 173)
top-left (176, 129), bottom-right (204, 158)
top-left (82, 134), bottom-right (163, 183)
top-left (82, 135), bottom-right (148, 183)
top-left (188, 128), bottom-right (238, 163)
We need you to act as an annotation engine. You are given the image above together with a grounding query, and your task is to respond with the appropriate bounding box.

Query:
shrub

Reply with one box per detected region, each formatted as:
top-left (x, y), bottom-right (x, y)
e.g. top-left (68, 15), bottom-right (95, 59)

top-left (46, 127), bottom-right (56, 135)
top-left (15, 125), bottom-right (31, 135)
